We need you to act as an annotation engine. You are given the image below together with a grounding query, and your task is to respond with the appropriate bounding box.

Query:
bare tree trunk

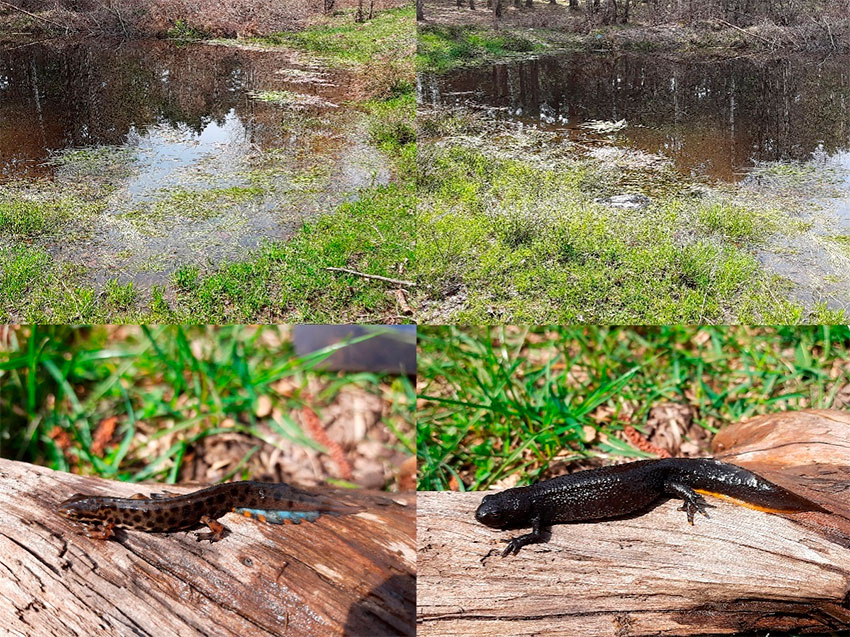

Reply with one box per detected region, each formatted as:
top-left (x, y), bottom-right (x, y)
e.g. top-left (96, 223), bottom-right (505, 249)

top-left (494, 0), bottom-right (503, 17)
top-left (324, 0), bottom-right (335, 13)
top-left (416, 0), bottom-right (424, 20)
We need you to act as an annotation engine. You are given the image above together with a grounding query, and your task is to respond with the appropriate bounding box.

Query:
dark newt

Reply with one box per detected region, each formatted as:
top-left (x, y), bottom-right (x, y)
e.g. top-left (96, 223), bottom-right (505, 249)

top-left (57, 481), bottom-right (363, 542)
top-left (474, 458), bottom-right (828, 557)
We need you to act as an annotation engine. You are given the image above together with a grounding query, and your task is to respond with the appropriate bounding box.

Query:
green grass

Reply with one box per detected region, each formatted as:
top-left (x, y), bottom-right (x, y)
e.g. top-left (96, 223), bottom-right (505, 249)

top-left (126, 186), bottom-right (265, 223)
top-left (254, 5), bottom-right (415, 65)
top-left (0, 195), bottom-right (100, 238)
top-left (0, 326), bottom-right (415, 481)
top-left (166, 181), bottom-right (416, 322)
top-left (415, 137), bottom-right (845, 324)
top-left (417, 325), bottom-right (850, 491)
top-left (166, 19), bottom-right (210, 40)
top-left (417, 24), bottom-right (546, 73)
top-left (364, 92), bottom-right (417, 154)
top-left (0, 181), bottom-right (414, 322)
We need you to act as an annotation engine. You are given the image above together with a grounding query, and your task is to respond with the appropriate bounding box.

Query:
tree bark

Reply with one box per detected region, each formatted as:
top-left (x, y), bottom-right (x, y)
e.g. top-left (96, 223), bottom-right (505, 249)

top-left (416, 409), bottom-right (850, 636)
top-left (0, 458), bottom-right (415, 636)
top-left (417, 0), bottom-right (424, 20)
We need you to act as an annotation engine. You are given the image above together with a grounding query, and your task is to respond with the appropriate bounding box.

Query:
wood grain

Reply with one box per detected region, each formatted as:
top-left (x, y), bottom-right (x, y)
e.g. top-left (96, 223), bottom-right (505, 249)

top-left (0, 458), bottom-right (415, 637)
top-left (417, 409), bottom-right (850, 636)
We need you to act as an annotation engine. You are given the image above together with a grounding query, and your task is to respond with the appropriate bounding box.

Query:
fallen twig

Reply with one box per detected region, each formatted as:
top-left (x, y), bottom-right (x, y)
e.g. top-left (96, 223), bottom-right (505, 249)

top-left (717, 18), bottom-right (773, 44)
top-left (325, 267), bottom-right (415, 287)
top-left (0, 0), bottom-right (71, 32)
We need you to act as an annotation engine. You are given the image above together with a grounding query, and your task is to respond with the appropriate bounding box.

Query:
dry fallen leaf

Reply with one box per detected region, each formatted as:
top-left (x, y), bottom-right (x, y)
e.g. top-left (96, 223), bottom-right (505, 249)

top-left (255, 395), bottom-right (273, 418)
top-left (91, 416), bottom-right (118, 457)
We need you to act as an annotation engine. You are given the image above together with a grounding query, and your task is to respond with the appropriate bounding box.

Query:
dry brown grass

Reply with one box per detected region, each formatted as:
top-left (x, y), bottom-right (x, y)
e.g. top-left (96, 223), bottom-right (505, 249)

top-left (1, 0), bottom-right (410, 36)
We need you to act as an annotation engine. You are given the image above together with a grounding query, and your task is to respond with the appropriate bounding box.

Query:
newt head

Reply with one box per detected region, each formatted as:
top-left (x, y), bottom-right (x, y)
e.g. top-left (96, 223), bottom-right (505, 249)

top-left (57, 494), bottom-right (103, 521)
top-left (475, 490), bottom-right (531, 529)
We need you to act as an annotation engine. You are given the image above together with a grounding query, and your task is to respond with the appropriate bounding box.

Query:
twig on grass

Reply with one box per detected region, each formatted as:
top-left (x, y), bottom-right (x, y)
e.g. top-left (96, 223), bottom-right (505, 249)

top-left (325, 267), bottom-right (415, 287)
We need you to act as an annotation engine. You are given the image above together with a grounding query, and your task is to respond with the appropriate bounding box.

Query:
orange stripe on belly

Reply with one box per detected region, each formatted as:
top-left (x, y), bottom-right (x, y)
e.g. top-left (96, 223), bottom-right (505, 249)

top-left (693, 489), bottom-right (800, 514)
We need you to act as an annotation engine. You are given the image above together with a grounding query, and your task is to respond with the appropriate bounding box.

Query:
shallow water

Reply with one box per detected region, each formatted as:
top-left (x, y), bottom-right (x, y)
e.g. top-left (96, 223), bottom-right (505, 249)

top-left (0, 39), bottom-right (388, 286)
top-left (0, 40), bottom-right (347, 179)
top-left (420, 52), bottom-right (850, 182)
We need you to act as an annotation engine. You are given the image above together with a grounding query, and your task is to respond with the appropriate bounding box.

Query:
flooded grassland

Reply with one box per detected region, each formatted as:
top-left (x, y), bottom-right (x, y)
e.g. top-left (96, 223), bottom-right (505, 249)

top-left (415, 51), bottom-right (850, 323)
top-left (0, 6), bottom-right (415, 322)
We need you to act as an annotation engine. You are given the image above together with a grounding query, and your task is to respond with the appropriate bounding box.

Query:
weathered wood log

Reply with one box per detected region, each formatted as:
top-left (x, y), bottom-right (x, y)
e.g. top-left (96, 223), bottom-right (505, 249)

top-left (417, 408), bottom-right (850, 636)
top-left (0, 458), bottom-right (415, 636)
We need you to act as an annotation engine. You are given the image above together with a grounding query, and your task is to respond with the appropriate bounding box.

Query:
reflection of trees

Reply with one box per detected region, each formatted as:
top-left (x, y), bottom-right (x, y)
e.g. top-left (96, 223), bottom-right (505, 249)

top-left (430, 53), bottom-right (850, 166)
top-left (0, 40), bottom-right (331, 177)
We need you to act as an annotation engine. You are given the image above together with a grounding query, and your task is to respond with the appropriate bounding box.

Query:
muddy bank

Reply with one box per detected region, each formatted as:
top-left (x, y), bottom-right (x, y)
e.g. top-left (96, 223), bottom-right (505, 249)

top-left (0, 0), bottom-right (408, 38)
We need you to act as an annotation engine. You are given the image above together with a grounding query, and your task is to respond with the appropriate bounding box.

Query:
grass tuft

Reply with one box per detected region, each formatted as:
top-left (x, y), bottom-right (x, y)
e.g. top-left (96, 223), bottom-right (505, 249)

top-left (417, 326), bottom-right (850, 490)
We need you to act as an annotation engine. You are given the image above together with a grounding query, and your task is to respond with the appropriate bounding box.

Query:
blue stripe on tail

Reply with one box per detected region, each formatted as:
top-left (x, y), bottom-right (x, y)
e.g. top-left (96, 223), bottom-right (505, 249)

top-left (235, 508), bottom-right (321, 524)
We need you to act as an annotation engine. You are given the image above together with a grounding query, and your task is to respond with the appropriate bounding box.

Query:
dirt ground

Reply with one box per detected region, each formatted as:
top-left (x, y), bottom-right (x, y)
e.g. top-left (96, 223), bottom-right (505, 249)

top-left (420, 0), bottom-right (587, 29)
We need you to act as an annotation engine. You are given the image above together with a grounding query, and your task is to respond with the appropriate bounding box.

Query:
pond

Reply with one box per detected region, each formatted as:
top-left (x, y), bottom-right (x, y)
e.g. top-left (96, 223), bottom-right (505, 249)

top-left (420, 51), bottom-right (850, 311)
top-left (0, 39), bottom-right (387, 286)
top-left (419, 51), bottom-right (850, 182)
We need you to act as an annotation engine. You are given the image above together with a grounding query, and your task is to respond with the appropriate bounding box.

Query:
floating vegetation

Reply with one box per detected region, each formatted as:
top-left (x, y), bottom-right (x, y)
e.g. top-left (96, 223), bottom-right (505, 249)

top-left (579, 118), bottom-right (628, 133)
top-left (274, 68), bottom-right (336, 86)
top-left (249, 90), bottom-right (338, 109)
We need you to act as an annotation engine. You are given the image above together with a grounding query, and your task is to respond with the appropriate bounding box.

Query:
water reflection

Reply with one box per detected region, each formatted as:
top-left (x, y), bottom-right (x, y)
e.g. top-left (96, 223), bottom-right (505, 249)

top-left (0, 39), bottom-right (345, 180)
top-left (420, 52), bottom-right (850, 181)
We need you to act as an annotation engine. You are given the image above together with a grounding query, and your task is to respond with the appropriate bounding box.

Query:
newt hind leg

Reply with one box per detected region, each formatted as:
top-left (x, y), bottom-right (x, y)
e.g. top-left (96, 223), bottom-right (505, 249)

top-left (194, 515), bottom-right (227, 543)
top-left (83, 520), bottom-right (116, 540)
top-left (664, 480), bottom-right (715, 524)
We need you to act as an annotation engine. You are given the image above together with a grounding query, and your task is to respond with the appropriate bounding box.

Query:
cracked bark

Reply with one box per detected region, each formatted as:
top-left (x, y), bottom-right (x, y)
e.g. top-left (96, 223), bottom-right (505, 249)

top-left (0, 459), bottom-right (415, 636)
top-left (417, 408), bottom-right (850, 636)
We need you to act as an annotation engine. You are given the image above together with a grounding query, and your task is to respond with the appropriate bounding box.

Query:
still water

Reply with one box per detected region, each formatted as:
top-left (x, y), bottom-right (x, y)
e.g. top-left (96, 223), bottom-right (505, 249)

top-left (420, 51), bottom-right (850, 181)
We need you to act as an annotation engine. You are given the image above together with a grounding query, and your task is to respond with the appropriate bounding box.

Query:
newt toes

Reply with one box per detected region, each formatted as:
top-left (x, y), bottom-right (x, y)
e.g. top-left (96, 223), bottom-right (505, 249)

top-left (475, 458), bottom-right (827, 557)
top-left (57, 481), bottom-right (363, 541)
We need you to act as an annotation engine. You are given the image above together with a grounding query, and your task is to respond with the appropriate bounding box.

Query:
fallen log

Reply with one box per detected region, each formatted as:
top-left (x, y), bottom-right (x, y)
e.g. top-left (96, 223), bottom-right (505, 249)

top-left (417, 408), bottom-right (850, 636)
top-left (0, 458), bottom-right (415, 636)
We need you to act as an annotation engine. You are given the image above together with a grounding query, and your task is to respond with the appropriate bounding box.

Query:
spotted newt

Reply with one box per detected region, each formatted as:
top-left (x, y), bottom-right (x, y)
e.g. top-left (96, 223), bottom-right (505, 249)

top-left (474, 458), bottom-right (828, 556)
top-left (57, 481), bottom-right (363, 542)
